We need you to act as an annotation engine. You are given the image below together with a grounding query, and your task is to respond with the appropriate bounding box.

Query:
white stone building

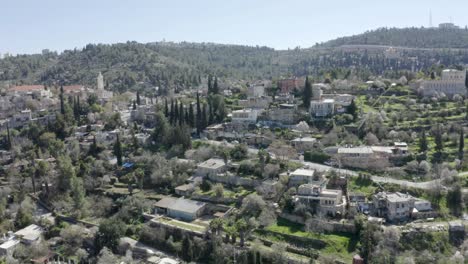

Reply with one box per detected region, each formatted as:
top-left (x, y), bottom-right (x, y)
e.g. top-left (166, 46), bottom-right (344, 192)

top-left (231, 109), bottom-right (258, 123)
top-left (420, 69), bottom-right (467, 98)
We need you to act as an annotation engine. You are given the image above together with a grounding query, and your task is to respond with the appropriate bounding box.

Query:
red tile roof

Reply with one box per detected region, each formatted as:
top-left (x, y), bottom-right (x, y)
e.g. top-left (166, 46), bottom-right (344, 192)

top-left (10, 85), bottom-right (45, 92)
top-left (63, 85), bottom-right (85, 93)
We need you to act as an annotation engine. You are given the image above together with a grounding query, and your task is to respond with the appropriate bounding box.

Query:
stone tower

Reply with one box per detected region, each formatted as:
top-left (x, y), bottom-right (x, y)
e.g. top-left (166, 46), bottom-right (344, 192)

top-left (97, 72), bottom-right (104, 91)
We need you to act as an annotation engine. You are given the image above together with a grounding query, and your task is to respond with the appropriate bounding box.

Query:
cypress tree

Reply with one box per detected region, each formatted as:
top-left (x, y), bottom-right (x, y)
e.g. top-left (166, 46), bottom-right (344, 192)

top-left (196, 93), bottom-right (202, 135)
top-left (170, 100), bottom-right (175, 125)
top-left (208, 75), bottom-right (213, 93)
top-left (174, 100), bottom-right (179, 125)
top-left (114, 134), bottom-right (123, 167)
top-left (181, 235), bottom-right (193, 262)
top-left (189, 103), bottom-right (195, 127)
top-left (347, 99), bottom-right (358, 121)
top-left (179, 103), bottom-right (184, 126)
top-left (459, 128), bottom-right (465, 160)
top-left (185, 108), bottom-right (190, 125)
top-left (6, 124), bottom-right (11, 150)
top-left (132, 100), bottom-right (137, 110)
top-left (213, 76), bottom-right (219, 94)
top-left (89, 135), bottom-right (98, 157)
top-left (419, 131), bottom-right (428, 153)
top-left (208, 98), bottom-right (214, 125)
top-left (434, 125), bottom-right (444, 152)
top-left (201, 103), bottom-right (207, 130)
top-left (136, 91), bottom-right (141, 105)
top-left (60, 85), bottom-right (65, 115)
top-left (465, 70), bottom-right (468, 88)
top-left (164, 99), bottom-right (169, 118)
top-left (76, 96), bottom-right (81, 122)
top-left (303, 76), bottom-right (312, 109)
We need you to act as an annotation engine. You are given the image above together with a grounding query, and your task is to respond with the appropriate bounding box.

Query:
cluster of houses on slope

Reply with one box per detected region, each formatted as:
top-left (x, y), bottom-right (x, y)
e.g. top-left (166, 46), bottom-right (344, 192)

top-left (353, 191), bottom-right (435, 223)
top-left (309, 83), bottom-right (354, 118)
top-left (0, 72), bottom-right (114, 132)
top-left (325, 142), bottom-right (409, 170)
top-left (0, 224), bottom-right (44, 257)
top-left (419, 69), bottom-right (467, 98)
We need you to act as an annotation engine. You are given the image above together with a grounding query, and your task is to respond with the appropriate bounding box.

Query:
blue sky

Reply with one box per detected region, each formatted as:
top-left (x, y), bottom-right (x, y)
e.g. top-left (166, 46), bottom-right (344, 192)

top-left (2, 0), bottom-right (468, 54)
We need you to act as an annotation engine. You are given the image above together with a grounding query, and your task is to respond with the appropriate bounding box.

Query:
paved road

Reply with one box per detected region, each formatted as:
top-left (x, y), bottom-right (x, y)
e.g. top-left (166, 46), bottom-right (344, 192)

top-left (371, 176), bottom-right (441, 190)
top-left (203, 139), bottom-right (467, 192)
top-left (299, 161), bottom-right (358, 176)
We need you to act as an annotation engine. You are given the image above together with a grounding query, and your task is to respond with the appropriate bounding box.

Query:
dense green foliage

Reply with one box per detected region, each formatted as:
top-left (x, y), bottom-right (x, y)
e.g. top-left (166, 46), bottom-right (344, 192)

top-left (3, 29), bottom-right (468, 93)
top-left (322, 27), bottom-right (468, 48)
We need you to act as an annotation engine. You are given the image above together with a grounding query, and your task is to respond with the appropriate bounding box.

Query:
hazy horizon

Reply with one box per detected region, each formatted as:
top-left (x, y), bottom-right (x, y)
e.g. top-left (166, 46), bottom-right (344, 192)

top-left (2, 0), bottom-right (468, 55)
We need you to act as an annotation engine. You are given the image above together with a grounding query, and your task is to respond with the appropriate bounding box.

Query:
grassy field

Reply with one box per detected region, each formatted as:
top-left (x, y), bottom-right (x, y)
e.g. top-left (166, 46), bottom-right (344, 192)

top-left (261, 218), bottom-right (358, 262)
top-left (158, 217), bottom-right (207, 233)
top-left (348, 176), bottom-right (377, 197)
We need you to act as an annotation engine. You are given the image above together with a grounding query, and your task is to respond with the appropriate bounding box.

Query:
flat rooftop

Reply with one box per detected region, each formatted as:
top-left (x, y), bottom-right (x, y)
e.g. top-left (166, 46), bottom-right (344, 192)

top-left (155, 197), bottom-right (206, 214)
top-left (290, 168), bottom-right (315, 177)
top-left (197, 158), bottom-right (225, 170)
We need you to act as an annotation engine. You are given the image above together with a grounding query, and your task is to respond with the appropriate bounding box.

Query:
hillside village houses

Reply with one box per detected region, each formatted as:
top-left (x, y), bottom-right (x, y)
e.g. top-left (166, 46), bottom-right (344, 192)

top-left (325, 142), bottom-right (410, 170)
top-left (291, 136), bottom-right (318, 153)
top-left (8, 85), bottom-right (52, 98)
top-left (419, 69), bottom-right (467, 98)
top-left (195, 158), bottom-right (227, 177)
top-left (309, 83), bottom-right (355, 118)
top-left (277, 77), bottom-right (304, 94)
top-left (288, 168), bottom-right (323, 186)
top-left (295, 184), bottom-right (346, 217)
top-left (154, 197), bottom-right (206, 222)
top-left (0, 224), bottom-right (44, 257)
top-left (231, 109), bottom-right (259, 124)
top-left (371, 192), bottom-right (434, 223)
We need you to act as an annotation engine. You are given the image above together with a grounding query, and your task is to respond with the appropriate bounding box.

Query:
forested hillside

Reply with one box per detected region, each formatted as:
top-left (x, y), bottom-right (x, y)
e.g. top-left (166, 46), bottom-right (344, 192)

top-left (2, 27), bottom-right (468, 93)
top-left (0, 42), bottom-right (284, 93)
top-left (321, 27), bottom-right (468, 48)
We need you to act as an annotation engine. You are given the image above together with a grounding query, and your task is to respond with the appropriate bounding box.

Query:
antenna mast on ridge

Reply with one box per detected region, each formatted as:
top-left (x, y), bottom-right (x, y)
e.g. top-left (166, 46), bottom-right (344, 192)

top-left (429, 10), bottom-right (433, 28)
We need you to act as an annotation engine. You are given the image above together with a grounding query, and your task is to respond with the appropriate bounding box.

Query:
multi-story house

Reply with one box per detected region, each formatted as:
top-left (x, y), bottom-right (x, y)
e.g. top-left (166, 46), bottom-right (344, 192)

top-left (371, 192), bottom-right (433, 222)
top-left (295, 184), bottom-right (346, 217)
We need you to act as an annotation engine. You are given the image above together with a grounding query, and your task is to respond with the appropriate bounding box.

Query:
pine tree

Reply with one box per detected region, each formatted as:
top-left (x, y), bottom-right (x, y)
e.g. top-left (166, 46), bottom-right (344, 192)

top-left (181, 235), bottom-right (193, 262)
top-left (303, 76), bottom-right (312, 109)
top-left (459, 128), bottom-right (465, 160)
top-left (136, 91), bottom-right (141, 105)
top-left (419, 131), bottom-right (428, 153)
top-left (89, 135), bottom-right (98, 157)
top-left (347, 99), bottom-right (358, 120)
top-left (60, 85), bottom-right (65, 115)
top-left (114, 134), bottom-right (123, 166)
top-left (196, 93), bottom-right (202, 135)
